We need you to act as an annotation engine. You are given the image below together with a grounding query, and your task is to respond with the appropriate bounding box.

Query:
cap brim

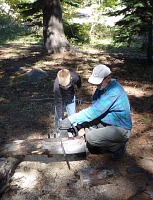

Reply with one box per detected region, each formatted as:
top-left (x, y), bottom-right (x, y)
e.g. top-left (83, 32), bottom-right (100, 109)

top-left (88, 75), bottom-right (104, 85)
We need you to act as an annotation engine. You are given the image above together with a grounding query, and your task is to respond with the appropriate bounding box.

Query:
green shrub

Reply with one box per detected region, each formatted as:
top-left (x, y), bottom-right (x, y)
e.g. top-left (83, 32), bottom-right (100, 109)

top-left (90, 23), bottom-right (113, 40)
top-left (64, 22), bottom-right (91, 44)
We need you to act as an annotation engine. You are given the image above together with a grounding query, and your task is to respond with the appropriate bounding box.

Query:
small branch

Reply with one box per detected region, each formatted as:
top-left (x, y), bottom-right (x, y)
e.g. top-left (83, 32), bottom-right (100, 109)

top-left (30, 98), bottom-right (53, 102)
top-left (29, 98), bottom-right (91, 104)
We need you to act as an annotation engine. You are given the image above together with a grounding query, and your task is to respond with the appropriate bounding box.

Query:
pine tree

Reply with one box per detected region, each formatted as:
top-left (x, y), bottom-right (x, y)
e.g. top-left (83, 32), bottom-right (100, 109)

top-left (19, 0), bottom-right (70, 54)
top-left (111, 0), bottom-right (153, 63)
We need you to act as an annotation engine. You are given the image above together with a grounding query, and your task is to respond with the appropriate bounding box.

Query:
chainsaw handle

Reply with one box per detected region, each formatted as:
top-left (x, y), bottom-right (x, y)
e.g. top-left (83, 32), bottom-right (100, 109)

top-left (58, 126), bottom-right (78, 137)
top-left (72, 125), bottom-right (78, 137)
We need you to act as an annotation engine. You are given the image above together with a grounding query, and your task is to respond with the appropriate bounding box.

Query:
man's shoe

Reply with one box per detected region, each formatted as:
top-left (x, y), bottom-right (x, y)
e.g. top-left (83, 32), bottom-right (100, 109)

top-left (112, 143), bottom-right (127, 160)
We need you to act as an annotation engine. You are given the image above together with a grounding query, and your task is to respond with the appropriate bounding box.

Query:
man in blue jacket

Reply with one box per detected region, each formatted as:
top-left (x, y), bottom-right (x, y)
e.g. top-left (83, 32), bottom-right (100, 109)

top-left (60, 64), bottom-right (132, 159)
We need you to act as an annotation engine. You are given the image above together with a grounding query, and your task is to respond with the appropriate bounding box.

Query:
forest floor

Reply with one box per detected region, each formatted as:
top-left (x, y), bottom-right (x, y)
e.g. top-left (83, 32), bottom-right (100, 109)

top-left (0, 41), bottom-right (153, 200)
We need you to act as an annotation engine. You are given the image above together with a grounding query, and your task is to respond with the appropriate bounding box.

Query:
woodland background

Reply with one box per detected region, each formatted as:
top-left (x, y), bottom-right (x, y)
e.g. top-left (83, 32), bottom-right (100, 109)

top-left (0, 0), bottom-right (153, 199)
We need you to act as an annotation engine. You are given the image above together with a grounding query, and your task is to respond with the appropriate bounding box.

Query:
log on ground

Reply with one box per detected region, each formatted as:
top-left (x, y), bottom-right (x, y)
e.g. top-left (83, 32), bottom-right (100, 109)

top-left (0, 157), bottom-right (23, 195)
top-left (0, 136), bottom-right (86, 157)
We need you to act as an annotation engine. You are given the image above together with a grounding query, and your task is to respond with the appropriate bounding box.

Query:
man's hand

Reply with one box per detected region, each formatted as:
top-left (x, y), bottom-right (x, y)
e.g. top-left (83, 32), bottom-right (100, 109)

top-left (59, 118), bottom-right (71, 130)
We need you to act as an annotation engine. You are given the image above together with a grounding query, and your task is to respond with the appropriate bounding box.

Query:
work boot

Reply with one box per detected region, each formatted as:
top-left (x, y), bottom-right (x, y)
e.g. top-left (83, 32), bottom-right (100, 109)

top-left (112, 142), bottom-right (127, 160)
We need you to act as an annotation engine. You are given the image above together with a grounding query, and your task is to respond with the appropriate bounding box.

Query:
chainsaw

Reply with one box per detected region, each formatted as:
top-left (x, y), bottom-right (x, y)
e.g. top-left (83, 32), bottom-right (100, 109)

top-left (48, 125), bottom-right (79, 170)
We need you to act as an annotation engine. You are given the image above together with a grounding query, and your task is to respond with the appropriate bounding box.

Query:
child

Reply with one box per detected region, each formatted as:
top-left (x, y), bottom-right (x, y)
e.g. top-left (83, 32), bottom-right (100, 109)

top-left (53, 68), bottom-right (81, 137)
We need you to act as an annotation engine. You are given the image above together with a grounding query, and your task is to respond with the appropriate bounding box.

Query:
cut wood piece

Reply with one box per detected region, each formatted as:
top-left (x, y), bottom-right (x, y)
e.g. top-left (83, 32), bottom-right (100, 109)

top-left (0, 136), bottom-right (86, 157)
top-left (79, 167), bottom-right (114, 188)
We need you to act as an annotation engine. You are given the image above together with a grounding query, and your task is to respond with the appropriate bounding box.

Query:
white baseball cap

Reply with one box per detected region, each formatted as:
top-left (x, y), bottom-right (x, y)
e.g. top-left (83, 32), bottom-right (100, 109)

top-left (88, 64), bottom-right (111, 84)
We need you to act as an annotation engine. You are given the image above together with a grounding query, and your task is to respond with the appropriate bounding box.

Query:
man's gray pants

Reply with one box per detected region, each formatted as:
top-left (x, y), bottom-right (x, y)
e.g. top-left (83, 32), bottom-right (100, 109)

top-left (85, 125), bottom-right (131, 152)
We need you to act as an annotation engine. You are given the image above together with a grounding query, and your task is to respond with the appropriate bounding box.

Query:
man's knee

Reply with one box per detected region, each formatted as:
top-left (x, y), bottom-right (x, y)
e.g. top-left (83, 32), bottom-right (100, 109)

top-left (85, 128), bottom-right (97, 145)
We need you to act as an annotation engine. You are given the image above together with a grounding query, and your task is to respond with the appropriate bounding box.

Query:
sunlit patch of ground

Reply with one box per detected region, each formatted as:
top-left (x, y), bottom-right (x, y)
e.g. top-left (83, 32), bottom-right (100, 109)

top-left (124, 85), bottom-right (152, 97)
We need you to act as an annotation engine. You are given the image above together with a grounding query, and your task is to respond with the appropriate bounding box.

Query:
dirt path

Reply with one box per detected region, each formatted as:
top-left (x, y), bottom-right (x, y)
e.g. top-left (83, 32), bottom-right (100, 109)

top-left (0, 43), bottom-right (153, 200)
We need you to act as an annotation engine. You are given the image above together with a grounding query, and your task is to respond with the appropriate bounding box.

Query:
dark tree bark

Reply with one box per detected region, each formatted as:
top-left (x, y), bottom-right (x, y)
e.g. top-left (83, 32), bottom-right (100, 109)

top-left (147, 0), bottom-right (153, 63)
top-left (147, 25), bottom-right (153, 64)
top-left (43, 0), bottom-right (70, 54)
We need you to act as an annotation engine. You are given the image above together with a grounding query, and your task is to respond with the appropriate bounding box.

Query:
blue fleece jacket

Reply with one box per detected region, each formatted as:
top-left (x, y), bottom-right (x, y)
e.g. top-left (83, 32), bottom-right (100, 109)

top-left (68, 79), bottom-right (132, 130)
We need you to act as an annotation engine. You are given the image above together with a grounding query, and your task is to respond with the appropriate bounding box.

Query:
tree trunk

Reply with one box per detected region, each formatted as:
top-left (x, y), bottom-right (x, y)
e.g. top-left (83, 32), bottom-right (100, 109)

top-left (147, 20), bottom-right (153, 63)
top-left (146, 1), bottom-right (153, 64)
top-left (43, 0), bottom-right (70, 54)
